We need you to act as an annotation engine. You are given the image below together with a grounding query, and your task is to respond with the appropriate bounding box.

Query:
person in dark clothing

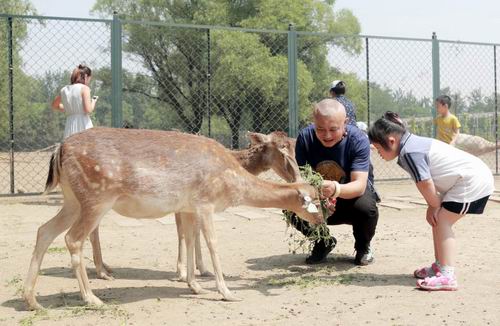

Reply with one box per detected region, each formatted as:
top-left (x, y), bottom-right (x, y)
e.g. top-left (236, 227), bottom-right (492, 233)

top-left (289, 98), bottom-right (379, 265)
top-left (330, 79), bottom-right (380, 203)
top-left (329, 80), bottom-right (357, 126)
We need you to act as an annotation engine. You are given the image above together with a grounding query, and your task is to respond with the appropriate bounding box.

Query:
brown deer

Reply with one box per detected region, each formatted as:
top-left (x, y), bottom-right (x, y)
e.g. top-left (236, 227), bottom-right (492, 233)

top-left (88, 131), bottom-right (301, 281)
top-left (23, 128), bottom-right (322, 310)
top-left (175, 131), bottom-right (301, 280)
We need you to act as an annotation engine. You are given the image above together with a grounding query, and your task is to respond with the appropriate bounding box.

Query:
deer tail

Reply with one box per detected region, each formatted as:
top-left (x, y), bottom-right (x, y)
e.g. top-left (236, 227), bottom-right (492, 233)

top-left (44, 144), bottom-right (62, 194)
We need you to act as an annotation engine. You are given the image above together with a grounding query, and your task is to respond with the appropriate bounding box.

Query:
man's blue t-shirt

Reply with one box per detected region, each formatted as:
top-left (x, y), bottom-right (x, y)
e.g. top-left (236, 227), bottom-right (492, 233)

top-left (295, 124), bottom-right (371, 184)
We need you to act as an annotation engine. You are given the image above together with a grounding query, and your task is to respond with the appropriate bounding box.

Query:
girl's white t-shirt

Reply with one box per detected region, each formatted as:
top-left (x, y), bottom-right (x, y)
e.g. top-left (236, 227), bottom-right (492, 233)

top-left (397, 132), bottom-right (494, 203)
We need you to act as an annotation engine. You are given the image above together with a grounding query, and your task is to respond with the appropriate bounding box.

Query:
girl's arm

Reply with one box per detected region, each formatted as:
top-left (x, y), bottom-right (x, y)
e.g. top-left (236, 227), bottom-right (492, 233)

top-left (416, 178), bottom-right (441, 208)
top-left (81, 86), bottom-right (97, 114)
top-left (416, 179), bottom-right (441, 226)
top-left (51, 95), bottom-right (64, 112)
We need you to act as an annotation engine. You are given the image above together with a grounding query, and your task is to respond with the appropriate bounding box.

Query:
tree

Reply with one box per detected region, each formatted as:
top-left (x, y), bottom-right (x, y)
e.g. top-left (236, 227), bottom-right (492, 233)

top-left (0, 0), bottom-right (37, 150)
top-left (92, 0), bottom-right (360, 147)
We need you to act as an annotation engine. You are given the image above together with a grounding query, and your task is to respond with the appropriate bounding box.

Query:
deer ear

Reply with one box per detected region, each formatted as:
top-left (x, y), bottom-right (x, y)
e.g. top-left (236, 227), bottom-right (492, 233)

top-left (247, 132), bottom-right (270, 145)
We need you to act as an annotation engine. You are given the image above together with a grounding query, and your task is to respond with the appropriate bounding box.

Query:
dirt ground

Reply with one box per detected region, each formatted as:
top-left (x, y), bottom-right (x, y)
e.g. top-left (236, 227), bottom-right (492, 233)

top-left (1, 178), bottom-right (500, 326)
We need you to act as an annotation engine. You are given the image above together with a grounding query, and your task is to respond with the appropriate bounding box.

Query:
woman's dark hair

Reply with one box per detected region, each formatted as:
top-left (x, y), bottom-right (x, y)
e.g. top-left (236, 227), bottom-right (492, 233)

top-left (368, 111), bottom-right (406, 150)
top-left (330, 81), bottom-right (346, 95)
top-left (70, 64), bottom-right (92, 84)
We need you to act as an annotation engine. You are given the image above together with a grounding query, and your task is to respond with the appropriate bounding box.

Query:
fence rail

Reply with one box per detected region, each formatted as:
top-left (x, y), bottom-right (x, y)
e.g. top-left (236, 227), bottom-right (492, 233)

top-left (0, 14), bottom-right (498, 195)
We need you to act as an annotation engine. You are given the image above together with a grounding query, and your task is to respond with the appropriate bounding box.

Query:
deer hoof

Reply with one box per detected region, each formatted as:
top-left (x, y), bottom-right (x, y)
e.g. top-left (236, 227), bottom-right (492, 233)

top-left (222, 293), bottom-right (242, 302)
top-left (176, 271), bottom-right (187, 282)
top-left (199, 270), bottom-right (214, 278)
top-left (85, 294), bottom-right (104, 306)
top-left (25, 297), bottom-right (43, 311)
top-left (102, 263), bottom-right (113, 274)
top-left (188, 281), bottom-right (208, 294)
top-left (97, 271), bottom-right (115, 281)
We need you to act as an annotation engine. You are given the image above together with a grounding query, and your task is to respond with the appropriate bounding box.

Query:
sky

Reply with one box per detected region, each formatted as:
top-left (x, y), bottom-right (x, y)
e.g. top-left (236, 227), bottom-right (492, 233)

top-left (30, 0), bottom-right (500, 44)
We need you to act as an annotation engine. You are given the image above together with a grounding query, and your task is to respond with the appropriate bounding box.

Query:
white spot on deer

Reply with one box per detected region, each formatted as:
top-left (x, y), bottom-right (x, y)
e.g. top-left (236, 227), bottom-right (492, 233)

top-left (94, 165), bottom-right (100, 172)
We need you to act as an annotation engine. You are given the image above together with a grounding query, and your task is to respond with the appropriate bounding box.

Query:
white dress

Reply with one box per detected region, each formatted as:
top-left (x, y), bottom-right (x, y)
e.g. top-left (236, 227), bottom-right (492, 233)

top-left (60, 83), bottom-right (93, 139)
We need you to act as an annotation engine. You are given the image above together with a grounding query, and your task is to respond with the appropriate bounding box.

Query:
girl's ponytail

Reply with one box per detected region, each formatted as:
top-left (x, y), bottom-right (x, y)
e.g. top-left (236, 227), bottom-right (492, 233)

top-left (368, 111), bottom-right (407, 150)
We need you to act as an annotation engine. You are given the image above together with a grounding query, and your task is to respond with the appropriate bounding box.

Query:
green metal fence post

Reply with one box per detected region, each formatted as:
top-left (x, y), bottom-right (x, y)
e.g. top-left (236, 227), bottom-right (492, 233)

top-left (494, 45), bottom-right (498, 174)
top-left (111, 12), bottom-right (123, 128)
top-left (8, 16), bottom-right (14, 194)
top-left (365, 37), bottom-right (370, 126)
top-left (287, 24), bottom-right (298, 138)
top-left (431, 32), bottom-right (440, 138)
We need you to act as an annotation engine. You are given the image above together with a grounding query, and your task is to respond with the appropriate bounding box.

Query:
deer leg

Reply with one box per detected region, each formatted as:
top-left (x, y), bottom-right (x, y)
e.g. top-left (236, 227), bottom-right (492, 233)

top-left (175, 212), bottom-right (187, 282)
top-left (200, 211), bottom-right (241, 301)
top-left (195, 222), bottom-right (213, 277)
top-left (182, 212), bottom-right (207, 295)
top-left (177, 212), bottom-right (212, 281)
top-left (65, 205), bottom-right (111, 306)
top-left (24, 203), bottom-right (79, 310)
top-left (88, 226), bottom-right (114, 280)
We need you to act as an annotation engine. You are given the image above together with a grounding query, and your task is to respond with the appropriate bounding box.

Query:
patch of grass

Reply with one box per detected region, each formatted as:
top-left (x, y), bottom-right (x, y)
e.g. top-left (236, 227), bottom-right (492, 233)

top-left (267, 273), bottom-right (356, 289)
top-left (47, 246), bottom-right (67, 254)
top-left (60, 303), bottom-right (129, 323)
top-left (19, 309), bottom-right (49, 326)
top-left (5, 274), bottom-right (23, 296)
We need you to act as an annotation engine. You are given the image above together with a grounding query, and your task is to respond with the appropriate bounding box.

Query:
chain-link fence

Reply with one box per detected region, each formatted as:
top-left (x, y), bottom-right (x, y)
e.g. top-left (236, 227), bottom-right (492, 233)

top-left (1, 14), bottom-right (499, 194)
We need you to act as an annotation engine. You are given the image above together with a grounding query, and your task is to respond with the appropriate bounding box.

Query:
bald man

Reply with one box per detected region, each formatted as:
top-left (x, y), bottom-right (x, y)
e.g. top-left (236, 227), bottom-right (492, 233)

top-left (289, 99), bottom-right (379, 265)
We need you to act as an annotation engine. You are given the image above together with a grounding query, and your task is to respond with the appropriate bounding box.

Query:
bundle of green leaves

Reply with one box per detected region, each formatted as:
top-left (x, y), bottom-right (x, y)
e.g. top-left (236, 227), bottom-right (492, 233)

top-left (283, 164), bottom-right (333, 254)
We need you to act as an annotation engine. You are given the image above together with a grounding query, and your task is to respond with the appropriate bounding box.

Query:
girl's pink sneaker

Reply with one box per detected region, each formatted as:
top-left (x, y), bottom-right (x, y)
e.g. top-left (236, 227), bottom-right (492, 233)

top-left (413, 262), bottom-right (440, 279)
top-left (416, 273), bottom-right (458, 291)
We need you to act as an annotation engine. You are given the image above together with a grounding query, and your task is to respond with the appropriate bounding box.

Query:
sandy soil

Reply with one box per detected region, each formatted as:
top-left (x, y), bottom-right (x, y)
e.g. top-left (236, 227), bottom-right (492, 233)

top-left (1, 179), bottom-right (500, 326)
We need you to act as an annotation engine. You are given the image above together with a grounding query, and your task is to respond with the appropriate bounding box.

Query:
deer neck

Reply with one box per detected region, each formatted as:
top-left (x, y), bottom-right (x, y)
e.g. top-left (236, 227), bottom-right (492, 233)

top-left (240, 178), bottom-right (299, 211)
top-left (231, 145), bottom-right (268, 175)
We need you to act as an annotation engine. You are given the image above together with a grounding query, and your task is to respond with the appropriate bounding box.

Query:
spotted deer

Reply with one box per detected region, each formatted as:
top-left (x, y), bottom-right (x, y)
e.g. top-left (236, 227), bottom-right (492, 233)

top-left (23, 127), bottom-right (322, 310)
top-left (89, 131), bottom-right (302, 281)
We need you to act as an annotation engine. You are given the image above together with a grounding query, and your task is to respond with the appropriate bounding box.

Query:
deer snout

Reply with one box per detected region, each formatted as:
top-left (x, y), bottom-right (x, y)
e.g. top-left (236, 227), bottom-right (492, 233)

top-left (309, 212), bottom-right (324, 225)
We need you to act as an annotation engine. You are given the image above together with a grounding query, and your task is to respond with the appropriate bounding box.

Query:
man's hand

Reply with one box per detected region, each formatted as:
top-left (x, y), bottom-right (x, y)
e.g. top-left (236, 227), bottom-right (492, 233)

top-left (321, 180), bottom-right (336, 199)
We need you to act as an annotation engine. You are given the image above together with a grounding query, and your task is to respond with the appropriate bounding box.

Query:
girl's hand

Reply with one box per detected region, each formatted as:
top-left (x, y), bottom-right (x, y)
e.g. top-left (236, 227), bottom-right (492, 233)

top-left (426, 206), bottom-right (439, 226)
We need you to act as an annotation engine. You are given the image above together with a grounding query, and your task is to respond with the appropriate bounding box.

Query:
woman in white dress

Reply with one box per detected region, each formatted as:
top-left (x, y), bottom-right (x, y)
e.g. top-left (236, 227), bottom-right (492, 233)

top-left (51, 64), bottom-right (98, 139)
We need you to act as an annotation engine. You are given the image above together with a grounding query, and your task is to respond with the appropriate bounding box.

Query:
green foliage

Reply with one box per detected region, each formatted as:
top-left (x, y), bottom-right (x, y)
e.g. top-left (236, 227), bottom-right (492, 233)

top-left (0, 1), bottom-right (41, 150)
top-left (283, 164), bottom-right (332, 254)
top-left (91, 0), bottom-right (361, 148)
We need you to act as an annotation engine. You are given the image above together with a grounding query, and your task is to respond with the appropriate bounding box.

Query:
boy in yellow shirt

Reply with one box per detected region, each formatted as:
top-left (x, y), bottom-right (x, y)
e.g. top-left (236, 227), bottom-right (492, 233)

top-left (434, 95), bottom-right (461, 144)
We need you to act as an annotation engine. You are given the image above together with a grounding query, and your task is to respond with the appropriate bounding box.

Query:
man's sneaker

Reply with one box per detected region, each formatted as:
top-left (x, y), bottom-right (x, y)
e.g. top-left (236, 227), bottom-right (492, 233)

top-left (354, 247), bottom-right (374, 265)
top-left (305, 237), bottom-right (337, 264)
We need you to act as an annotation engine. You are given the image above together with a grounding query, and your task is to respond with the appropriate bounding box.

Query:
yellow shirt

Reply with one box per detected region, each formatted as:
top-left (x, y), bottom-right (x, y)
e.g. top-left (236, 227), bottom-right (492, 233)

top-left (435, 114), bottom-right (461, 144)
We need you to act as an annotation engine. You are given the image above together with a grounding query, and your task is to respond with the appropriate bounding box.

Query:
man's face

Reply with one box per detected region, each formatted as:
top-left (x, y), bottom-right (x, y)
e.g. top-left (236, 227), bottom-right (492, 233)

top-left (314, 113), bottom-right (346, 148)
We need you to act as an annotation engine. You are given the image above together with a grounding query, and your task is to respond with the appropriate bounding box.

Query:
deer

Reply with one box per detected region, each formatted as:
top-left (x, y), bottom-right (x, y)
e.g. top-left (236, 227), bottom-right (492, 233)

top-left (454, 133), bottom-right (500, 156)
top-left (23, 127), bottom-right (323, 310)
top-left (88, 131), bottom-right (301, 281)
